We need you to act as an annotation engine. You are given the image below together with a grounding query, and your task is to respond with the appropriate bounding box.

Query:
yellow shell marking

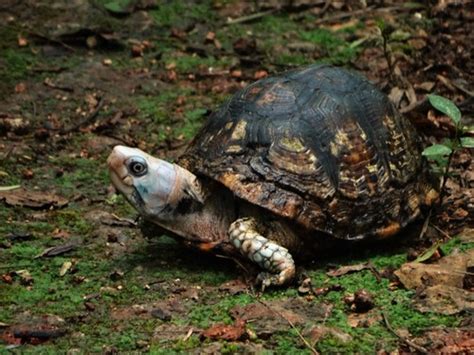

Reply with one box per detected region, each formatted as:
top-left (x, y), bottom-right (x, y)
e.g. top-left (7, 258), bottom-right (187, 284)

top-left (226, 145), bottom-right (243, 153)
top-left (280, 137), bottom-right (305, 152)
top-left (231, 120), bottom-right (247, 141)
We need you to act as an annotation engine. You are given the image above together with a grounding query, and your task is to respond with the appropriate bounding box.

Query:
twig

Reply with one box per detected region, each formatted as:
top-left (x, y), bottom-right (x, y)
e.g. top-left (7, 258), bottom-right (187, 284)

top-left (381, 30), bottom-right (394, 81)
top-left (182, 327), bottom-right (193, 341)
top-left (226, 9), bottom-right (278, 25)
top-left (417, 208), bottom-right (432, 240)
top-left (43, 78), bottom-right (74, 92)
top-left (382, 312), bottom-right (428, 354)
top-left (110, 213), bottom-right (138, 227)
top-left (257, 299), bottom-right (318, 355)
top-left (367, 261), bottom-right (382, 282)
top-left (60, 97), bottom-right (104, 134)
top-left (26, 30), bottom-right (76, 52)
top-left (431, 224), bottom-right (451, 239)
top-left (215, 254), bottom-right (250, 275)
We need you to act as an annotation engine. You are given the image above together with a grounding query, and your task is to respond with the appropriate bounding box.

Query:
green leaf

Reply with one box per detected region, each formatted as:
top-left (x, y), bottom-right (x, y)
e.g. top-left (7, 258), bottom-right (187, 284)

top-left (461, 137), bottom-right (474, 148)
top-left (104, 0), bottom-right (132, 14)
top-left (427, 94), bottom-right (461, 125)
top-left (0, 185), bottom-right (21, 191)
top-left (414, 241), bottom-right (443, 263)
top-left (422, 144), bottom-right (452, 157)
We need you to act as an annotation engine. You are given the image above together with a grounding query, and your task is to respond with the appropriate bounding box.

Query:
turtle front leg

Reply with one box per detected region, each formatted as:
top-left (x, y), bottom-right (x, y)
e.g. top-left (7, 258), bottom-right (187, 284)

top-left (229, 217), bottom-right (296, 289)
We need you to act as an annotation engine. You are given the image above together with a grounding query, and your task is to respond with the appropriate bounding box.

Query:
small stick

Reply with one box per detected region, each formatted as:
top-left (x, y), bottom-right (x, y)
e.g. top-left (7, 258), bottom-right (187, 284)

top-left (381, 312), bottom-right (428, 354)
top-left (182, 327), bottom-right (193, 341)
top-left (367, 261), bottom-right (382, 282)
top-left (431, 224), bottom-right (451, 239)
top-left (226, 9), bottom-right (278, 25)
top-left (110, 213), bottom-right (138, 226)
top-left (417, 208), bottom-right (432, 240)
top-left (257, 299), bottom-right (318, 355)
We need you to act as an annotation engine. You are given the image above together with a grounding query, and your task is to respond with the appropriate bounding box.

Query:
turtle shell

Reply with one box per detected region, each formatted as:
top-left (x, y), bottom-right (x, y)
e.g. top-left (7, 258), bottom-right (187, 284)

top-left (178, 65), bottom-right (437, 240)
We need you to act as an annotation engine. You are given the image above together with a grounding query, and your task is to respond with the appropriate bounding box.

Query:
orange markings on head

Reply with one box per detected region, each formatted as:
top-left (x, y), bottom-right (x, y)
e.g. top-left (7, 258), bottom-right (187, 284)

top-left (198, 242), bottom-right (219, 252)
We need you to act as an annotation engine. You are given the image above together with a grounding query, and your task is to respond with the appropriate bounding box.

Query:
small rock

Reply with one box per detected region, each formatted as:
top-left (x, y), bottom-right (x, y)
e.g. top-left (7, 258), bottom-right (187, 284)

top-left (109, 270), bottom-right (124, 281)
top-left (151, 308), bottom-right (171, 321)
top-left (352, 289), bottom-right (375, 313)
top-left (344, 289), bottom-right (374, 313)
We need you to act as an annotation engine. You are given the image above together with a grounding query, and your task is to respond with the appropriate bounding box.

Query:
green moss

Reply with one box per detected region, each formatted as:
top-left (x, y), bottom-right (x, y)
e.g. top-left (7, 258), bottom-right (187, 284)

top-left (0, 48), bottom-right (34, 81)
top-left (187, 293), bottom-right (254, 328)
top-left (273, 53), bottom-right (313, 67)
top-left (150, 1), bottom-right (214, 28)
top-left (299, 28), bottom-right (362, 64)
top-left (254, 15), bottom-right (298, 36)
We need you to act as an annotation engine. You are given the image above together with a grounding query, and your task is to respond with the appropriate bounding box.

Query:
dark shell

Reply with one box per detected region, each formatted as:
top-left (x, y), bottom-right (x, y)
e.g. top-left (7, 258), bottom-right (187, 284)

top-left (179, 65), bottom-right (437, 240)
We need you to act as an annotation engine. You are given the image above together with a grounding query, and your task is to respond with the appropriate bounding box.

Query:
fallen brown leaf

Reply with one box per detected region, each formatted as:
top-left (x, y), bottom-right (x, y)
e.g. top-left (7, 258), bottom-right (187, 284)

top-left (395, 249), bottom-right (474, 314)
top-left (327, 263), bottom-right (370, 277)
top-left (347, 310), bottom-right (382, 328)
top-left (0, 189), bottom-right (68, 209)
top-left (218, 279), bottom-right (249, 295)
top-left (230, 298), bottom-right (332, 338)
top-left (201, 318), bottom-right (247, 341)
top-left (415, 284), bottom-right (474, 315)
top-left (395, 249), bottom-right (474, 289)
top-left (35, 242), bottom-right (77, 258)
top-left (415, 327), bottom-right (474, 353)
top-left (306, 325), bottom-right (352, 345)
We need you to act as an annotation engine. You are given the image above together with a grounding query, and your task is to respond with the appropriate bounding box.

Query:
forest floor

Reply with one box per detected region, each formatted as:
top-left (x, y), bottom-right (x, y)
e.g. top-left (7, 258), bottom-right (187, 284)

top-left (0, 0), bottom-right (473, 353)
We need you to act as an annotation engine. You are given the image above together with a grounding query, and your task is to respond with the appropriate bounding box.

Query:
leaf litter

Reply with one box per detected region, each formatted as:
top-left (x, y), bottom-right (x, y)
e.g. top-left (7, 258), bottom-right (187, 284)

top-left (395, 246), bottom-right (474, 315)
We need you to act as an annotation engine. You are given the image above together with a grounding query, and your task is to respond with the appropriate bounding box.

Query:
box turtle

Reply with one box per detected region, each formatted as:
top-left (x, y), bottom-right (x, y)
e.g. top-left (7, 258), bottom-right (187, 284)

top-left (108, 64), bottom-right (438, 288)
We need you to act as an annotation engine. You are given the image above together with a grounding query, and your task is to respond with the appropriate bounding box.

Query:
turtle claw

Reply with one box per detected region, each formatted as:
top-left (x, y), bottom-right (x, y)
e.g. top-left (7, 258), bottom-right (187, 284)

top-left (229, 218), bottom-right (296, 290)
top-left (256, 272), bottom-right (280, 292)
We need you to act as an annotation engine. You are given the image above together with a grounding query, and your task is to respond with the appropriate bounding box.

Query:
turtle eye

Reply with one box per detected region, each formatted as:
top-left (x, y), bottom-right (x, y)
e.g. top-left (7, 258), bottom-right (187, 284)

top-left (126, 156), bottom-right (148, 177)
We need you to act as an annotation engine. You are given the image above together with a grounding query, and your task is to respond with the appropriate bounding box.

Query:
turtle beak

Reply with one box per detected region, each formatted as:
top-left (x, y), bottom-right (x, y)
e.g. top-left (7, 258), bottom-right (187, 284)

top-left (107, 145), bottom-right (134, 194)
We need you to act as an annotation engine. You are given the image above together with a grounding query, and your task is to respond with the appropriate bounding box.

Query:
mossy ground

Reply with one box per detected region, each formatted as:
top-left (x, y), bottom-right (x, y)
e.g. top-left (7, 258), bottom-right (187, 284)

top-left (1, 1), bottom-right (472, 353)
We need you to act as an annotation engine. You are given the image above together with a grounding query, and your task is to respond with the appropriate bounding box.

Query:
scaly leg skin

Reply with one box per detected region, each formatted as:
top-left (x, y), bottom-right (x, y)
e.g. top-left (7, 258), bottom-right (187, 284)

top-left (229, 217), bottom-right (296, 290)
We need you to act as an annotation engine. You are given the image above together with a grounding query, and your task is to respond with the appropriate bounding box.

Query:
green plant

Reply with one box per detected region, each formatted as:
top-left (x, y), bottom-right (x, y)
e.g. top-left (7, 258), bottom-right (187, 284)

top-left (422, 94), bottom-right (473, 199)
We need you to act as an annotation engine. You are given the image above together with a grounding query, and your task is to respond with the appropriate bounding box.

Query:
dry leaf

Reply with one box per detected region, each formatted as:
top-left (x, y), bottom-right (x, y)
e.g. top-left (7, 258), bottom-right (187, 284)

top-left (0, 189), bottom-right (68, 209)
top-left (327, 263), bottom-right (370, 277)
top-left (59, 261), bottom-right (73, 276)
top-left (35, 242), bottom-right (77, 258)
top-left (201, 318), bottom-right (247, 341)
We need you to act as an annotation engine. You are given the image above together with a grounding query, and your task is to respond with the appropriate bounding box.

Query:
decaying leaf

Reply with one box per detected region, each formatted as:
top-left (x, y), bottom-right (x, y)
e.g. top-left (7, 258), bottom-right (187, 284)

top-left (415, 284), bottom-right (474, 315)
top-left (395, 249), bottom-right (474, 314)
top-left (327, 263), bottom-right (370, 277)
top-left (59, 261), bottom-right (73, 276)
top-left (35, 242), bottom-right (77, 258)
top-left (218, 279), bottom-right (249, 295)
top-left (459, 229), bottom-right (474, 243)
top-left (230, 298), bottom-right (332, 337)
top-left (347, 310), bottom-right (382, 328)
top-left (305, 325), bottom-right (352, 345)
top-left (395, 249), bottom-right (474, 289)
top-left (0, 189), bottom-right (68, 209)
top-left (414, 327), bottom-right (474, 353)
top-left (201, 318), bottom-right (247, 341)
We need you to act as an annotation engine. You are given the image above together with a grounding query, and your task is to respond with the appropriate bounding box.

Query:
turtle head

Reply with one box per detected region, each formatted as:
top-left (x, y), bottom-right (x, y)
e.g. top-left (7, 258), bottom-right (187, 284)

top-left (107, 145), bottom-right (204, 219)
